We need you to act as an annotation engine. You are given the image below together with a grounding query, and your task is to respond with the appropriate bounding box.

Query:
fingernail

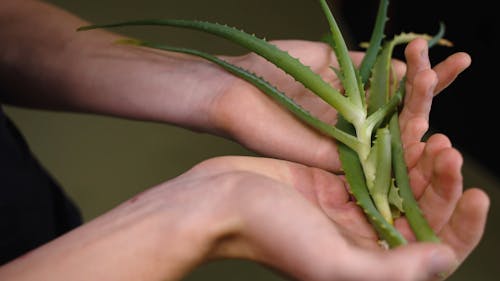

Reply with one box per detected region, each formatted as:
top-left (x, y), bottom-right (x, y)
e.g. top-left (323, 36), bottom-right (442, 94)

top-left (420, 47), bottom-right (428, 58)
top-left (429, 249), bottom-right (454, 278)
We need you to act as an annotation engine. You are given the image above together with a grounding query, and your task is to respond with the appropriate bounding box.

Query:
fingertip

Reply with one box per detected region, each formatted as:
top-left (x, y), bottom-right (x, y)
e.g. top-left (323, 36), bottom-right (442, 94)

top-left (405, 37), bottom-right (429, 60)
top-left (463, 187), bottom-right (491, 217)
top-left (435, 147), bottom-right (463, 174)
top-left (439, 187), bottom-right (490, 263)
top-left (310, 138), bottom-right (343, 172)
top-left (419, 243), bottom-right (456, 275)
top-left (433, 52), bottom-right (472, 95)
top-left (426, 244), bottom-right (458, 279)
top-left (392, 59), bottom-right (407, 78)
top-left (384, 243), bottom-right (456, 281)
top-left (452, 52), bottom-right (472, 69)
top-left (349, 51), bottom-right (367, 67)
top-left (425, 133), bottom-right (453, 149)
top-left (433, 148), bottom-right (463, 200)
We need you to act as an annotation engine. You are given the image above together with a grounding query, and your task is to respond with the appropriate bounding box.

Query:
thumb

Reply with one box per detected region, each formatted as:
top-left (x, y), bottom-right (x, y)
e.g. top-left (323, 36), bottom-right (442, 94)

top-left (343, 243), bottom-right (456, 281)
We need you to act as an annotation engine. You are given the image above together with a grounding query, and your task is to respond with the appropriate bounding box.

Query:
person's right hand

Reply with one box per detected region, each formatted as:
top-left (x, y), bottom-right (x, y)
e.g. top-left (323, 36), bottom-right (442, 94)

top-left (2, 0), bottom-right (469, 176)
top-left (213, 38), bottom-right (471, 172)
top-left (2, 1), bottom-right (470, 176)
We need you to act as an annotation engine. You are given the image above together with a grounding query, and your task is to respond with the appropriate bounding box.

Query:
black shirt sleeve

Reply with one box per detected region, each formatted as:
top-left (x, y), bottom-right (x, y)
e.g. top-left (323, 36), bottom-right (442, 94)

top-left (0, 105), bottom-right (82, 265)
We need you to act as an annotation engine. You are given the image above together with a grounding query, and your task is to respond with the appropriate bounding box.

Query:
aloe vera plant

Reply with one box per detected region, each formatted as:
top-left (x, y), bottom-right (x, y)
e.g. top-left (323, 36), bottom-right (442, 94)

top-left (78, 0), bottom-right (452, 248)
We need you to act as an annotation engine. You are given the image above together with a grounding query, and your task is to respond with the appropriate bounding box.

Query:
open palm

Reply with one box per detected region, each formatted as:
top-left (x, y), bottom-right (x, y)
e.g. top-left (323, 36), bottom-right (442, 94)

top-left (202, 38), bottom-right (489, 280)
top-left (181, 146), bottom-right (488, 280)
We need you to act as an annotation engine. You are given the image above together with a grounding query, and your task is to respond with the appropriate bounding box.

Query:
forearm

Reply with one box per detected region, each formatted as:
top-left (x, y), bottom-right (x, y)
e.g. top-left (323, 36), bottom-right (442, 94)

top-left (0, 181), bottom-right (222, 281)
top-left (0, 0), bottom-right (232, 130)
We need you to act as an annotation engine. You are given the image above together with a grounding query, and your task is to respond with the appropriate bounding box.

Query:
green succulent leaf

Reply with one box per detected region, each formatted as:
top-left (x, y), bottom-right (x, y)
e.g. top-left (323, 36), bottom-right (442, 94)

top-left (116, 39), bottom-right (361, 151)
top-left (77, 0), bottom-right (453, 248)
top-left (388, 179), bottom-right (404, 213)
top-left (337, 117), bottom-right (407, 247)
top-left (359, 0), bottom-right (389, 85)
top-left (319, 0), bottom-right (364, 110)
top-left (78, 19), bottom-right (363, 125)
top-left (390, 113), bottom-right (440, 243)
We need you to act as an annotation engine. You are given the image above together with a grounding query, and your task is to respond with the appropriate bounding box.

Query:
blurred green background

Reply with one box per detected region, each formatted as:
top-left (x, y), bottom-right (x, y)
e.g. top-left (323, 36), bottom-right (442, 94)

top-left (4, 0), bottom-right (499, 280)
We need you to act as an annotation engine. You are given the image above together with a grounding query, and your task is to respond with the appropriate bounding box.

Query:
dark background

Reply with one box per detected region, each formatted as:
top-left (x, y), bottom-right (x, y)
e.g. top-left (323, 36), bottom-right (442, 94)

top-left (342, 1), bottom-right (499, 177)
top-left (4, 1), bottom-right (499, 280)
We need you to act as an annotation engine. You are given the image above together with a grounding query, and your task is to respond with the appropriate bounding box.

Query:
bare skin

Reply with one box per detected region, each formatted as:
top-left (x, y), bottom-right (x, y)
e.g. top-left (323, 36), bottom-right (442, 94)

top-left (0, 152), bottom-right (488, 281)
top-left (0, 1), bottom-right (489, 280)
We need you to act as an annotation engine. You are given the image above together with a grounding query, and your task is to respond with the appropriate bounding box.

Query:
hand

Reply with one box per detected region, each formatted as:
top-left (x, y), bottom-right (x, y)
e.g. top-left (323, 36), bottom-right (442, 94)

top-left (1, 154), bottom-right (488, 281)
top-left (0, 1), bottom-right (469, 174)
top-left (213, 39), bottom-right (471, 172)
top-left (0, 153), bottom-right (489, 281)
top-left (163, 155), bottom-right (488, 281)
top-left (0, 1), bottom-right (469, 176)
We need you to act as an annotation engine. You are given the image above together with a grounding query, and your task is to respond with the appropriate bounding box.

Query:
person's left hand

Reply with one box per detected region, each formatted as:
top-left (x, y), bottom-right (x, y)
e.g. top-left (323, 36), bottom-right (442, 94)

top-left (180, 150), bottom-right (488, 281)
top-left (1, 152), bottom-right (487, 281)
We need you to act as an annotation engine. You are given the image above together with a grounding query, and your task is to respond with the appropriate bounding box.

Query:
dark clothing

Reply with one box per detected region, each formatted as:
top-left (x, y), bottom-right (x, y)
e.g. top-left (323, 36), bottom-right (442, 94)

top-left (0, 105), bottom-right (82, 265)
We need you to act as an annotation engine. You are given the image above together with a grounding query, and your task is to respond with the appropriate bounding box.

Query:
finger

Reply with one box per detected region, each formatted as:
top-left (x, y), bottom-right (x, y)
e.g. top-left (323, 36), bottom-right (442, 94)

top-left (399, 69), bottom-right (437, 146)
top-left (404, 141), bottom-right (425, 169)
top-left (400, 40), bottom-right (438, 145)
top-left (400, 116), bottom-right (429, 150)
top-left (438, 188), bottom-right (490, 267)
top-left (404, 38), bottom-right (431, 88)
top-left (417, 146), bottom-right (463, 233)
top-left (395, 136), bottom-right (459, 242)
top-left (409, 134), bottom-right (453, 199)
top-left (240, 199), bottom-right (455, 281)
top-left (432, 52), bottom-right (471, 95)
top-left (337, 243), bottom-right (456, 281)
top-left (402, 69), bottom-right (437, 125)
top-left (391, 57), bottom-right (408, 79)
top-left (349, 51), bottom-right (367, 67)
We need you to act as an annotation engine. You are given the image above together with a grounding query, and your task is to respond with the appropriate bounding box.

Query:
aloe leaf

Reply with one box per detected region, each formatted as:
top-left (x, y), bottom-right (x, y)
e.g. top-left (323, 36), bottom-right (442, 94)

top-left (75, 2), bottom-right (451, 248)
top-left (364, 78), bottom-right (404, 135)
top-left (116, 39), bottom-right (362, 151)
top-left (358, 0), bottom-right (389, 85)
top-left (388, 179), bottom-right (404, 213)
top-left (428, 22), bottom-right (451, 48)
top-left (366, 25), bottom-right (449, 130)
top-left (389, 113), bottom-right (440, 243)
top-left (369, 126), bottom-right (393, 225)
top-left (78, 19), bottom-right (362, 124)
top-left (337, 117), bottom-right (407, 247)
top-left (370, 22), bottom-right (448, 113)
top-left (318, 0), bottom-right (364, 109)
top-left (368, 33), bottom-right (425, 116)
top-left (367, 42), bottom-right (394, 116)
top-left (371, 24), bottom-right (447, 242)
top-left (329, 66), bottom-right (342, 81)
top-left (347, 22), bottom-right (449, 244)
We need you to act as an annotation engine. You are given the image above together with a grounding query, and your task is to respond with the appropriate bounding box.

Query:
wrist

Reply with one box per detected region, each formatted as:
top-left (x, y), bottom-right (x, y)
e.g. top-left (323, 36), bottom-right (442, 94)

top-left (135, 176), bottom-right (244, 279)
top-left (0, 175), bottom-right (242, 281)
